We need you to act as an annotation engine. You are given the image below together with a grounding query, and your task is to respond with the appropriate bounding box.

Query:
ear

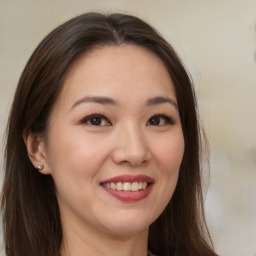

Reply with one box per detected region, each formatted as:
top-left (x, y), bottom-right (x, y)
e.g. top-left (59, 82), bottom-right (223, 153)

top-left (23, 131), bottom-right (51, 175)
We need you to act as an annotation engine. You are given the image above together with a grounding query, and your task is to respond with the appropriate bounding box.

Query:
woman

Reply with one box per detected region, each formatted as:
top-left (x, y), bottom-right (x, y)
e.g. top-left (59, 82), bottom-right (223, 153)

top-left (1, 13), bottom-right (217, 256)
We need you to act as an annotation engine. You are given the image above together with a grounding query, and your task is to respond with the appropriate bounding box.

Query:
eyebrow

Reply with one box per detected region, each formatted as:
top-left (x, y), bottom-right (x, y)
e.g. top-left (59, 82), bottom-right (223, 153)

top-left (71, 96), bottom-right (119, 110)
top-left (70, 95), bottom-right (178, 111)
top-left (146, 96), bottom-right (178, 109)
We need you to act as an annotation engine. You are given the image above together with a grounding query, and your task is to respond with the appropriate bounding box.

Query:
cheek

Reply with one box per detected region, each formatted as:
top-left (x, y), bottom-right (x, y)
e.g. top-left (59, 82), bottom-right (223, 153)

top-left (153, 132), bottom-right (184, 196)
top-left (45, 125), bottom-right (111, 189)
top-left (144, 132), bottom-right (184, 222)
top-left (159, 143), bottom-right (183, 195)
top-left (44, 126), bottom-right (111, 210)
top-left (48, 126), bottom-right (102, 165)
top-left (155, 132), bottom-right (184, 174)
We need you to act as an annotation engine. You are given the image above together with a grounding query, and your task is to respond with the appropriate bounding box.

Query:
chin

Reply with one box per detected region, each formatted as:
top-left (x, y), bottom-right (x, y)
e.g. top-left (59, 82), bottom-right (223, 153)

top-left (98, 211), bottom-right (156, 237)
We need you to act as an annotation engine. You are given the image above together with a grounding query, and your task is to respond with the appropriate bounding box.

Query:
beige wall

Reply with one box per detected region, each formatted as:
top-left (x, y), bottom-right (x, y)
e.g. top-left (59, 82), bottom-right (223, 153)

top-left (0, 1), bottom-right (255, 255)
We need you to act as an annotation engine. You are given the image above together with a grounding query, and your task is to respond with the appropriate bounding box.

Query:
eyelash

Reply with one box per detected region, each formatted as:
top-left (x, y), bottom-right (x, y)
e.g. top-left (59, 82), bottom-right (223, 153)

top-left (147, 114), bottom-right (175, 126)
top-left (80, 113), bottom-right (175, 126)
top-left (80, 114), bottom-right (111, 126)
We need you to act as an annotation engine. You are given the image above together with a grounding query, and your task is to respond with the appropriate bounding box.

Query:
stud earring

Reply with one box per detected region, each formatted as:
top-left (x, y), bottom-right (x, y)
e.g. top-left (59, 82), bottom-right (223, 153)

top-left (36, 164), bottom-right (44, 171)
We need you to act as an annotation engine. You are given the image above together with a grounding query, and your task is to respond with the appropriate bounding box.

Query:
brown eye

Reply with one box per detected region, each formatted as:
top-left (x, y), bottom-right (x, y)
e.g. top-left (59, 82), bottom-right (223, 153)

top-left (147, 115), bottom-right (174, 126)
top-left (90, 117), bottom-right (103, 125)
top-left (81, 114), bottom-right (111, 126)
top-left (148, 116), bottom-right (161, 125)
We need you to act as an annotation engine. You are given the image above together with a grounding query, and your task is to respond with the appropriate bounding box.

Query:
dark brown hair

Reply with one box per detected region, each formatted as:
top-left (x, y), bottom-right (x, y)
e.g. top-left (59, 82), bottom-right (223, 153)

top-left (1, 12), bottom-right (217, 256)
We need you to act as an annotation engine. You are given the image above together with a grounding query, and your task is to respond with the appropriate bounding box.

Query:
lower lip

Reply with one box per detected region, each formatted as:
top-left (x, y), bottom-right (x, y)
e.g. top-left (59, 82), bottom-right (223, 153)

top-left (102, 185), bottom-right (153, 202)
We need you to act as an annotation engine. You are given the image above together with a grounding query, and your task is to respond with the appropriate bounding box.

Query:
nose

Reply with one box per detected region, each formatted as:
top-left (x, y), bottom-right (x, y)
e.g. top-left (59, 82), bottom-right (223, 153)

top-left (111, 123), bottom-right (150, 167)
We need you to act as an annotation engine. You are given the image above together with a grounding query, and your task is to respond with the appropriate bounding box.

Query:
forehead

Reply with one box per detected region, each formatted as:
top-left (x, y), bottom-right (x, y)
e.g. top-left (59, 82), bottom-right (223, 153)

top-left (57, 45), bottom-right (176, 108)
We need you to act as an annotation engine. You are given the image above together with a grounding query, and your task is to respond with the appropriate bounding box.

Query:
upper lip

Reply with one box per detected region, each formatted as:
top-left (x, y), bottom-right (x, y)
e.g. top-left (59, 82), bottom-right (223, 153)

top-left (100, 174), bottom-right (154, 184)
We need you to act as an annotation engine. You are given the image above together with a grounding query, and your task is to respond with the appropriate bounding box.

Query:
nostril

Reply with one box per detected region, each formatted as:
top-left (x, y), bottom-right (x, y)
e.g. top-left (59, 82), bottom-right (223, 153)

top-left (111, 128), bottom-right (150, 164)
top-left (111, 149), bottom-right (150, 167)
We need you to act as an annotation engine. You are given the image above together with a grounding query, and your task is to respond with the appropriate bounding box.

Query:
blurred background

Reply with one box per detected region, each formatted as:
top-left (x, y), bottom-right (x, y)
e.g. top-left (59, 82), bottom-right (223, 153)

top-left (0, 1), bottom-right (255, 255)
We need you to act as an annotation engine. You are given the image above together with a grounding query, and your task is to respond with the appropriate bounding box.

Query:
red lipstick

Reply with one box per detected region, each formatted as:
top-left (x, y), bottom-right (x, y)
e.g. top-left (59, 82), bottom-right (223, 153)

top-left (100, 174), bottom-right (154, 202)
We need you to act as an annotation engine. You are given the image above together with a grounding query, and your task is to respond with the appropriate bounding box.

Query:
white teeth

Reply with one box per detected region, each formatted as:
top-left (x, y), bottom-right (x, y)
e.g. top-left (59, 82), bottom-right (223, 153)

top-left (116, 182), bottom-right (122, 191)
top-left (123, 182), bottom-right (132, 191)
top-left (131, 182), bottom-right (138, 191)
top-left (103, 181), bottom-right (149, 192)
top-left (110, 183), bottom-right (116, 190)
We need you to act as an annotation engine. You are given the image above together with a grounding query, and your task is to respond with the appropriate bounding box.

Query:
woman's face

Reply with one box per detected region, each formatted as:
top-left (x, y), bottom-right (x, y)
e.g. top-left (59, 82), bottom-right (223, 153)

top-left (42, 45), bottom-right (184, 237)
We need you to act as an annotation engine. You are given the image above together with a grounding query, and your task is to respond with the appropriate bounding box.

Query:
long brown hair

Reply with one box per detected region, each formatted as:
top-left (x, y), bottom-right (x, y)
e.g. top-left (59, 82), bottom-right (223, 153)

top-left (1, 13), bottom-right (217, 256)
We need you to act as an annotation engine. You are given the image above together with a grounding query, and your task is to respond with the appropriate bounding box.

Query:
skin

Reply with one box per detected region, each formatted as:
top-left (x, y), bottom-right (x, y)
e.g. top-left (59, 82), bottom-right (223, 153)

top-left (25, 45), bottom-right (184, 256)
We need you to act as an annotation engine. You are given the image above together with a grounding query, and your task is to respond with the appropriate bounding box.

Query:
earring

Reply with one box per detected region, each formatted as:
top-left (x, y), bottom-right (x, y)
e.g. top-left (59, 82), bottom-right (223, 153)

top-left (36, 164), bottom-right (44, 171)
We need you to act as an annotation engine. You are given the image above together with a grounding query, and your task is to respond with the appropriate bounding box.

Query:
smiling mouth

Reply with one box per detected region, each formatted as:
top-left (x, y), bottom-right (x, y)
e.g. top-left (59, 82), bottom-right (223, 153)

top-left (101, 181), bottom-right (148, 192)
top-left (99, 175), bottom-right (154, 202)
